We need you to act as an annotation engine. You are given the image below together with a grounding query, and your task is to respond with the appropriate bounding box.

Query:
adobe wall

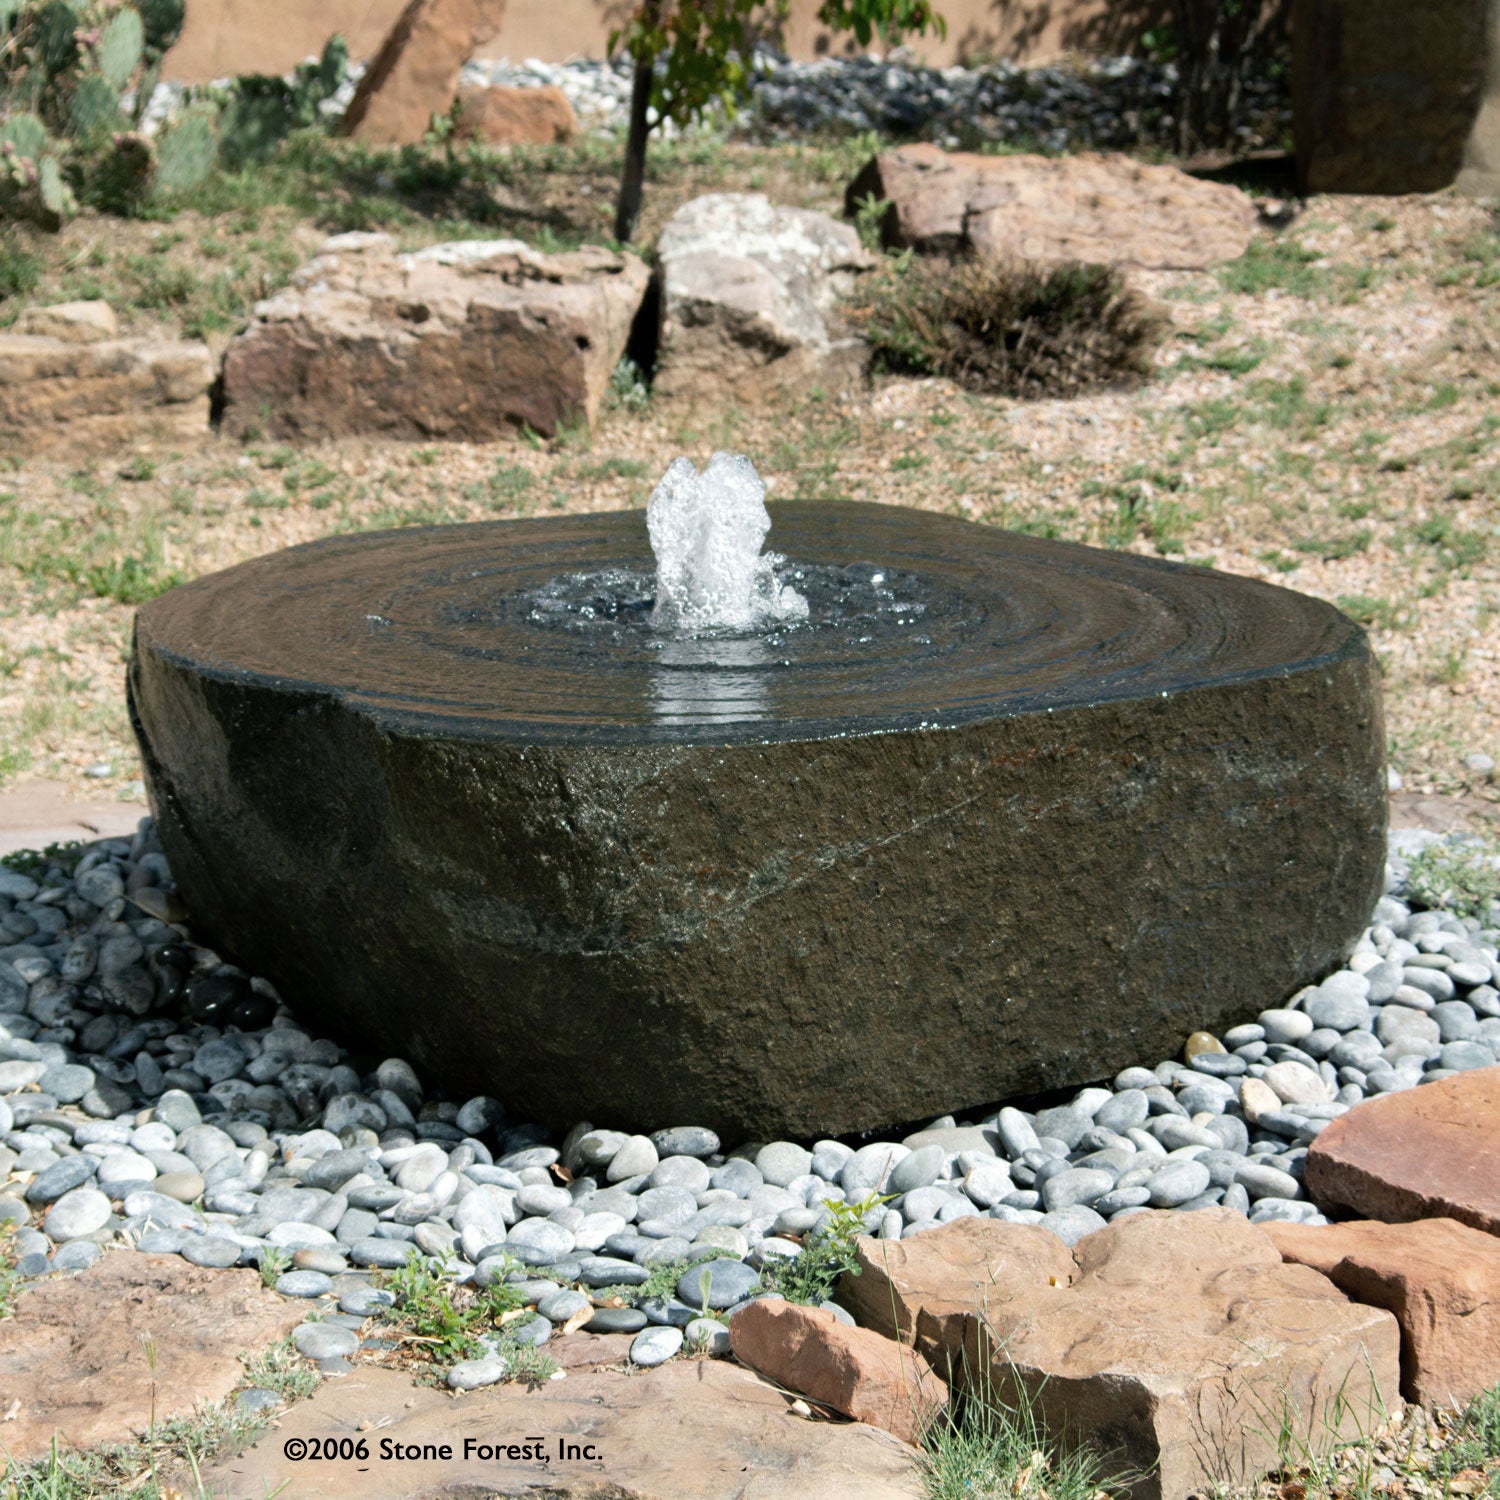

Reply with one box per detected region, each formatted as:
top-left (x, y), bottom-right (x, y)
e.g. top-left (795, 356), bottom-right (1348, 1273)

top-left (162, 0), bottom-right (1165, 82)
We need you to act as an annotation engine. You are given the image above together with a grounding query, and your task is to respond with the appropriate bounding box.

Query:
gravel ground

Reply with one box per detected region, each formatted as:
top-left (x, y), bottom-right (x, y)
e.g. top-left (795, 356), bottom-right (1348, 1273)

top-left (0, 817), bottom-right (1496, 1382)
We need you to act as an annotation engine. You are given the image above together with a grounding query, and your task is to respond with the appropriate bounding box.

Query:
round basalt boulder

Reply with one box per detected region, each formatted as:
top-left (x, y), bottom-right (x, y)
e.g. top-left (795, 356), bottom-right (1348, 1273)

top-left (128, 503), bottom-right (1386, 1138)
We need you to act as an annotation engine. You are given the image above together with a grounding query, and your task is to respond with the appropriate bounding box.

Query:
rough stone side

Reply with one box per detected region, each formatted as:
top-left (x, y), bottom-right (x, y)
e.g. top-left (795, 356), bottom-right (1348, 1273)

top-left (654, 192), bottom-right (874, 402)
top-left (842, 1213), bottom-right (1400, 1500)
top-left (1294, 0), bottom-right (1498, 195)
top-left (1265, 1217), bottom-right (1500, 1408)
top-left (341, 0), bottom-right (508, 145)
top-left (220, 233), bottom-right (650, 441)
top-left (844, 143), bottom-right (1257, 268)
top-left (729, 1299), bottom-right (948, 1445)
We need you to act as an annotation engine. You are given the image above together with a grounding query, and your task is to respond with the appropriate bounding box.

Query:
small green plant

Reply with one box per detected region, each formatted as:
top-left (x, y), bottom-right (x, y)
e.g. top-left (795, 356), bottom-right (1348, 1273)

top-left (858, 254), bottom-right (1166, 400)
top-left (383, 1250), bottom-right (525, 1368)
top-left (1336, 595), bottom-right (1406, 632)
top-left (1406, 839), bottom-right (1500, 919)
top-left (1436, 1384), bottom-right (1500, 1480)
top-left (851, 189), bottom-right (891, 253)
top-left (257, 1246), bottom-right (290, 1288)
top-left (210, 34), bottom-right (347, 170)
top-left (766, 1192), bottom-right (889, 1306)
top-left (922, 1341), bottom-right (1125, 1500)
top-left (0, 1223), bottom-right (21, 1319)
top-left (607, 356), bottom-right (651, 415)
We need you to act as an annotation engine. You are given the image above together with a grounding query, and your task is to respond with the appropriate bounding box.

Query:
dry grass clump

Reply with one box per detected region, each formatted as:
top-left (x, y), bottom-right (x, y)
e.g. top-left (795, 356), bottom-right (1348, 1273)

top-left (854, 254), bottom-right (1168, 399)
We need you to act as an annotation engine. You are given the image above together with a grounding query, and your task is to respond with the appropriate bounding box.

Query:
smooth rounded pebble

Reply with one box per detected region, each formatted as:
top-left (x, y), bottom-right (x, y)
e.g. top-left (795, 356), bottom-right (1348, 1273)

top-left (293, 1323), bottom-right (359, 1361)
top-left (630, 1326), bottom-right (684, 1366)
top-left (448, 1354), bottom-right (507, 1390)
top-left (276, 1270), bottom-right (333, 1298)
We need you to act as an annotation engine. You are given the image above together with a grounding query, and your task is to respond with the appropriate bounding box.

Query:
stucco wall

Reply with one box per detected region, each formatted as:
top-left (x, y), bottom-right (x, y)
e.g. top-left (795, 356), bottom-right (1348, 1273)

top-left (162, 0), bottom-right (1165, 81)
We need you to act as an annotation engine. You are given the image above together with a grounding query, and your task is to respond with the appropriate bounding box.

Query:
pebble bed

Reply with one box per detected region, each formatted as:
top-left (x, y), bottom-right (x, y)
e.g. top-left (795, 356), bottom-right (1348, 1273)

top-left (1, 822), bottom-right (1494, 1386)
top-left (138, 49), bottom-right (1289, 155)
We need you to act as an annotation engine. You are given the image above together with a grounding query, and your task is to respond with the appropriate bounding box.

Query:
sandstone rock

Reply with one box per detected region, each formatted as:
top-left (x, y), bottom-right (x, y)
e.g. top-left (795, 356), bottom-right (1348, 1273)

top-left (12, 300), bottom-right (118, 343)
top-left (204, 1358), bottom-right (924, 1498)
top-left (1264, 1216), bottom-right (1500, 1408)
top-left (0, 1253), bottom-right (306, 1464)
top-left (0, 321), bottom-right (213, 451)
top-left (1293, 0), bottom-right (1500, 196)
top-left (847, 1212), bottom-right (1399, 1500)
top-left (729, 1297), bottom-right (947, 1446)
top-left (839, 1214), bottom-right (1074, 1376)
top-left (654, 192), bottom-right (873, 403)
top-left (845, 143), bottom-right (1257, 270)
top-left (1304, 1066), bottom-right (1500, 1234)
top-left (340, 0), bottom-right (507, 146)
top-left (220, 232), bottom-right (650, 441)
top-left (454, 83), bottom-right (576, 144)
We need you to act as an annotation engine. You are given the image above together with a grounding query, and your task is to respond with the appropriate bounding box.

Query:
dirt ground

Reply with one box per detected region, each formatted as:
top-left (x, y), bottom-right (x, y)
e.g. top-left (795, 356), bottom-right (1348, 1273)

top-left (1, 146), bottom-right (1498, 816)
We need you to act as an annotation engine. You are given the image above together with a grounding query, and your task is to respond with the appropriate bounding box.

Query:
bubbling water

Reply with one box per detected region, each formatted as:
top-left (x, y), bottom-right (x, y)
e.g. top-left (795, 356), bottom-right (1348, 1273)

top-left (646, 452), bottom-right (808, 633)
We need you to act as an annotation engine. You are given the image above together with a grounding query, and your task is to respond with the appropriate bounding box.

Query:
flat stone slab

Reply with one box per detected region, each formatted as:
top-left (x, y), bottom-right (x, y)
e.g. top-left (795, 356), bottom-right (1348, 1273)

top-left (0, 777), bottom-right (145, 858)
top-left (1266, 1216), bottom-right (1500, 1408)
top-left (844, 1210), bottom-right (1401, 1500)
top-left (846, 143), bottom-right (1257, 267)
top-left (130, 503), bottom-right (1385, 1138)
top-left (204, 1359), bottom-right (923, 1498)
top-left (1304, 1065), bottom-right (1500, 1234)
top-left (0, 1252), bottom-right (306, 1464)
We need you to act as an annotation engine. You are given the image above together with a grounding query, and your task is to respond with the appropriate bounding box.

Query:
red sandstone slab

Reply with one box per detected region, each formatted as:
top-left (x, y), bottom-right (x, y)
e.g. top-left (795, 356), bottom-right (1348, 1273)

top-left (1304, 1067), bottom-right (1500, 1235)
top-left (1265, 1217), bottom-right (1500, 1408)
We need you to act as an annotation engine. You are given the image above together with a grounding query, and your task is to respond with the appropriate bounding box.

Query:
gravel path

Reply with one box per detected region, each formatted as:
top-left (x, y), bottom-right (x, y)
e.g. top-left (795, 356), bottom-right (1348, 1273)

top-left (2, 816), bottom-right (1496, 1372)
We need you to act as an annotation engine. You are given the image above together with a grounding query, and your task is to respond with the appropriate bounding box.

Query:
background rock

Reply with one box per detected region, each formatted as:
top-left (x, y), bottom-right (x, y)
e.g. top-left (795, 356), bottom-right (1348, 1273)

top-left (846, 144), bottom-right (1257, 269)
top-left (341, 0), bottom-right (508, 145)
top-left (1293, 0), bottom-right (1499, 195)
top-left (454, 83), bottom-right (576, 143)
top-left (654, 192), bottom-right (873, 402)
top-left (220, 233), bottom-right (649, 441)
top-left (0, 314), bottom-right (213, 453)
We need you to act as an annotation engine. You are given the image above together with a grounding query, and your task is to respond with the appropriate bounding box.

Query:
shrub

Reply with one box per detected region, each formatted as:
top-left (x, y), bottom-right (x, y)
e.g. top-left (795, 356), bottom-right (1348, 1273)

top-left (858, 253), bottom-right (1167, 400)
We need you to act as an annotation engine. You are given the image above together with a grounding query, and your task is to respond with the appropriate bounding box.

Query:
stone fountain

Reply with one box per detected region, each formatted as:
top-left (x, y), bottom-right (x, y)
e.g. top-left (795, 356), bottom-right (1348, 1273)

top-left (127, 455), bottom-right (1387, 1139)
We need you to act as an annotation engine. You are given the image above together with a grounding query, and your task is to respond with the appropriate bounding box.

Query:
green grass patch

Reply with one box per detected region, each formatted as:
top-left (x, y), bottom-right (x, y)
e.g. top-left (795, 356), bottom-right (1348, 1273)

top-left (1406, 840), bottom-right (1500, 919)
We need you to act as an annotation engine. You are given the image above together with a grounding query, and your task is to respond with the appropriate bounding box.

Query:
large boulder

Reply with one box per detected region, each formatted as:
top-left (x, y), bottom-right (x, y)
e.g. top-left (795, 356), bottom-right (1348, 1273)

top-left (1293, 0), bottom-right (1500, 195)
top-left (1265, 1217), bottom-right (1500, 1408)
top-left (654, 192), bottom-right (873, 402)
top-left (454, 83), bottom-right (576, 144)
top-left (0, 302), bottom-right (213, 451)
top-left (340, 0), bottom-right (507, 145)
top-left (842, 1212), bottom-right (1400, 1500)
top-left (729, 1299), bottom-right (948, 1446)
top-left (220, 232), bottom-right (650, 441)
top-left (129, 505), bottom-right (1386, 1139)
top-left (1304, 1066), bottom-right (1500, 1234)
top-left (845, 143), bottom-right (1257, 269)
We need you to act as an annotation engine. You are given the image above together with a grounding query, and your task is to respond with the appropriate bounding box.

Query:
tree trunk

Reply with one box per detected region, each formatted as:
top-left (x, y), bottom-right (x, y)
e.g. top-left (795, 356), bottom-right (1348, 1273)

top-left (614, 52), bottom-right (655, 244)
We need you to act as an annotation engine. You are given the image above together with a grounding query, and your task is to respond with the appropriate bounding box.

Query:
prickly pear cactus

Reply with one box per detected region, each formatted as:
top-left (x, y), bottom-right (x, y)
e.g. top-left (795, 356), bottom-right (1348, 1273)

top-left (154, 103), bottom-right (218, 194)
top-left (97, 5), bottom-right (144, 89)
top-left (0, 110), bottom-right (50, 158)
top-left (68, 71), bottom-right (122, 134)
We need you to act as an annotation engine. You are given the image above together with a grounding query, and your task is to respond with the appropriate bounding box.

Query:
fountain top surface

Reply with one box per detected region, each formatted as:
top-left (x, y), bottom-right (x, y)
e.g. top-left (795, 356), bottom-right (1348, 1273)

top-left (136, 502), bottom-right (1367, 747)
